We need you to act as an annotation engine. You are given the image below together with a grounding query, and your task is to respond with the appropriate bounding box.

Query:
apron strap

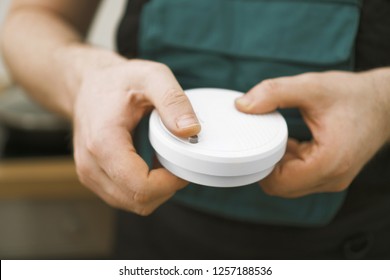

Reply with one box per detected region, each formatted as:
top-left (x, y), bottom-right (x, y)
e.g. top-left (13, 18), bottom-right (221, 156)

top-left (116, 0), bottom-right (150, 58)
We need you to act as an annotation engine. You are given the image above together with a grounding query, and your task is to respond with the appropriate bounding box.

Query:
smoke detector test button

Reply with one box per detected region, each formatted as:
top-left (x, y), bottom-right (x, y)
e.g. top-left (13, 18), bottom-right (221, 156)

top-left (149, 88), bottom-right (288, 187)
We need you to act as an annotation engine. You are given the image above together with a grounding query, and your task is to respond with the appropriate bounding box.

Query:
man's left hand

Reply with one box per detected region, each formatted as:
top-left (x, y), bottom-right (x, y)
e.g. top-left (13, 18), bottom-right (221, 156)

top-left (236, 69), bottom-right (390, 197)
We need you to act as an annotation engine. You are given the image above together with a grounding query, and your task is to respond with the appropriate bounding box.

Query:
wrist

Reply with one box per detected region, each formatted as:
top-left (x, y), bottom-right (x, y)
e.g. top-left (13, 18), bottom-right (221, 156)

top-left (54, 43), bottom-right (127, 116)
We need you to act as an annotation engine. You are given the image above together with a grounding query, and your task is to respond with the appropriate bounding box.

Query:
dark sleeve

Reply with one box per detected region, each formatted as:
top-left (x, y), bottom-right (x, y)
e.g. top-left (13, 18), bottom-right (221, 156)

top-left (116, 0), bottom-right (150, 58)
top-left (355, 0), bottom-right (390, 71)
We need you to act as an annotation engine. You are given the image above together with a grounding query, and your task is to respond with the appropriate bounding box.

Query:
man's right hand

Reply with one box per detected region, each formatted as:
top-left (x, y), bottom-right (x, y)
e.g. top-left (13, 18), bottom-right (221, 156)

top-left (1, 1), bottom-right (201, 215)
top-left (73, 59), bottom-right (201, 215)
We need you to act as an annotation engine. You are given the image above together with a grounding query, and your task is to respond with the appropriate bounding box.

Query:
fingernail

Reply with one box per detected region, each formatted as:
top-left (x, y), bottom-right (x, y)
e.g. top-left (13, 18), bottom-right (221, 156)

top-left (176, 114), bottom-right (199, 129)
top-left (236, 95), bottom-right (253, 109)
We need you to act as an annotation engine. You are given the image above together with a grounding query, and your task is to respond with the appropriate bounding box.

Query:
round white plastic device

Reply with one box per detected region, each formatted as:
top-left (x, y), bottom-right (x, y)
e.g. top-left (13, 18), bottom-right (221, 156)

top-left (149, 88), bottom-right (288, 187)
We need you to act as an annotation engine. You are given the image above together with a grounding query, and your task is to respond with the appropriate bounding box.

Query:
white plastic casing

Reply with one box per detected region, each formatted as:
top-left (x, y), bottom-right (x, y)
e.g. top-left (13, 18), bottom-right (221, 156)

top-left (149, 88), bottom-right (288, 187)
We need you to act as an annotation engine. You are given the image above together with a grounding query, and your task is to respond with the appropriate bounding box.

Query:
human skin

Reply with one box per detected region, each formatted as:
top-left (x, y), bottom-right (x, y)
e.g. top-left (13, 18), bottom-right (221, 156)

top-left (236, 70), bottom-right (390, 198)
top-left (1, 0), bottom-right (200, 215)
top-left (2, 0), bottom-right (390, 214)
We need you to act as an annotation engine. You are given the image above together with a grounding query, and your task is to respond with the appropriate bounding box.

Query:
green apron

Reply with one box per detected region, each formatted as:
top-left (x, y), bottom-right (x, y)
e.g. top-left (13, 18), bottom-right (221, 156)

top-left (135, 0), bottom-right (362, 226)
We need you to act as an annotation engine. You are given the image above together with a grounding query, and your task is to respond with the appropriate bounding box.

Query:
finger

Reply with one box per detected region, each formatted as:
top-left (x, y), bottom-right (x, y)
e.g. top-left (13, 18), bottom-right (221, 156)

top-left (260, 140), bottom-right (331, 197)
top-left (147, 167), bottom-right (188, 194)
top-left (286, 138), bottom-right (301, 155)
top-left (78, 157), bottom-right (175, 215)
top-left (235, 73), bottom-right (321, 114)
top-left (90, 127), bottom-right (187, 202)
top-left (74, 146), bottom-right (133, 209)
top-left (78, 143), bottom-right (184, 214)
top-left (144, 66), bottom-right (201, 138)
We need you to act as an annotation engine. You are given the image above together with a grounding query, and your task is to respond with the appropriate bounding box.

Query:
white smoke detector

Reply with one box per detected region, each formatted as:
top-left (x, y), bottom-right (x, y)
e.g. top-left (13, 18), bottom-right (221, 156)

top-left (149, 88), bottom-right (288, 187)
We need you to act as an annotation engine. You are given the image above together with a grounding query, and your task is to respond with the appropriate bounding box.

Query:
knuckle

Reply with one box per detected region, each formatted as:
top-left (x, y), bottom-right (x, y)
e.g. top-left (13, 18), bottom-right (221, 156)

top-left (263, 188), bottom-right (293, 198)
top-left (132, 190), bottom-right (152, 204)
top-left (261, 184), bottom-right (286, 197)
top-left (103, 195), bottom-right (121, 209)
top-left (260, 175), bottom-right (289, 197)
top-left (102, 189), bottom-right (129, 210)
top-left (108, 167), bottom-right (128, 186)
top-left (162, 88), bottom-right (188, 108)
top-left (113, 201), bottom-right (155, 216)
top-left (85, 137), bottom-right (100, 156)
top-left (299, 72), bottom-right (325, 94)
top-left (261, 79), bottom-right (280, 94)
top-left (104, 183), bottom-right (120, 199)
top-left (144, 61), bottom-right (171, 77)
top-left (134, 206), bottom-right (155, 217)
top-left (261, 185), bottom-right (277, 196)
top-left (326, 184), bottom-right (345, 193)
top-left (330, 180), bottom-right (352, 192)
top-left (85, 132), bottom-right (112, 158)
top-left (74, 160), bottom-right (93, 187)
top-left (151, 61), bottom-right (170, 72)
top-left (334, 184), bottom-right (348, 192)
top-left (261, 179), bottom-right (304, 198)
top-left (76, 168), bottom-right (90, 186)
top-left (75, 160), bottom-right (88, 176)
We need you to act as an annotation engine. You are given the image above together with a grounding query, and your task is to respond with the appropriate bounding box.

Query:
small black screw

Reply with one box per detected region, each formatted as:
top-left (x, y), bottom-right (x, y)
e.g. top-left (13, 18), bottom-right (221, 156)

top-left (189, 135), bottom-right (198, 144)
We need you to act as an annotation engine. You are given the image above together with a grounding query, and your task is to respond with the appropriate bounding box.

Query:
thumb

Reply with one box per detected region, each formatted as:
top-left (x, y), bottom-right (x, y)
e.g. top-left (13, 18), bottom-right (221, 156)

top-left (156, 87), bottom-right (201, 138)
top-left (146, 68), bottom-right (201, 138)
top-left (235, 74), bottom-right (316, 114)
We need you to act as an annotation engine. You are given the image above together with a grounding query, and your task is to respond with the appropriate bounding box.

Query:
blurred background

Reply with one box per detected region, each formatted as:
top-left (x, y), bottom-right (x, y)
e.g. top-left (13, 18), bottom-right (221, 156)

top-left (0, 0), bottom-right (126, 259)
